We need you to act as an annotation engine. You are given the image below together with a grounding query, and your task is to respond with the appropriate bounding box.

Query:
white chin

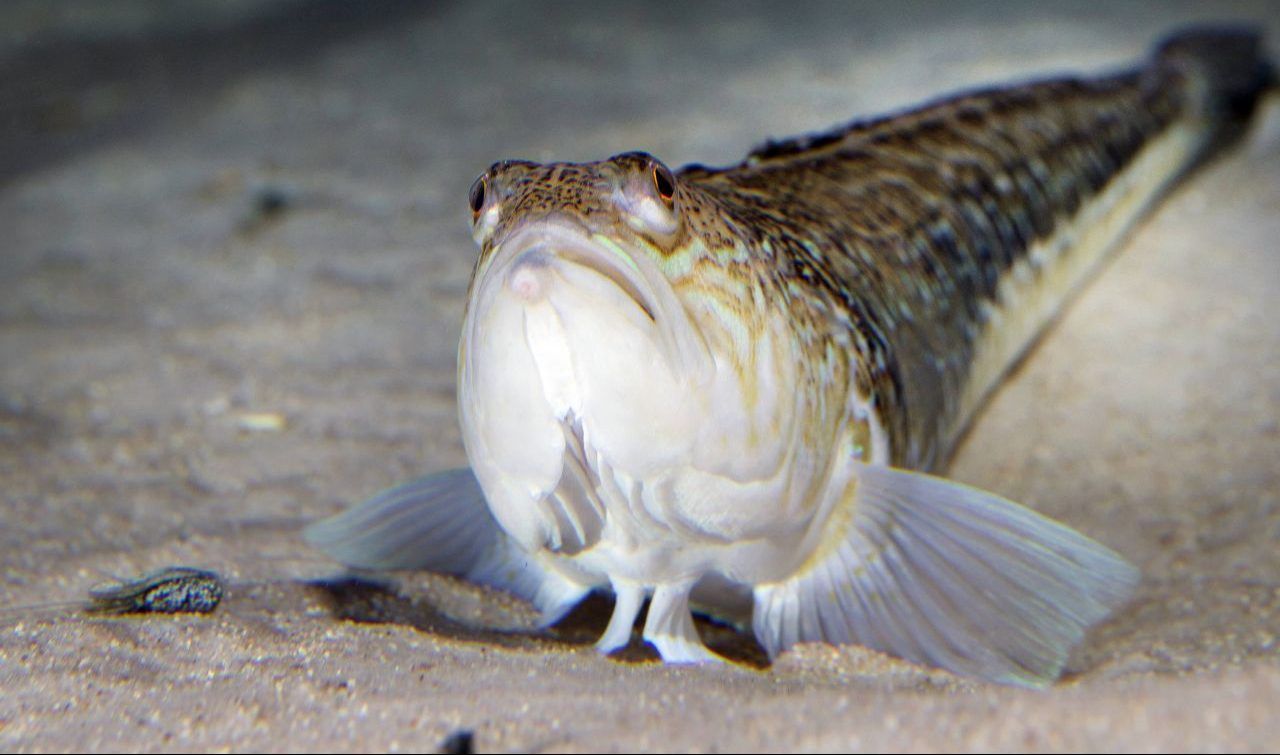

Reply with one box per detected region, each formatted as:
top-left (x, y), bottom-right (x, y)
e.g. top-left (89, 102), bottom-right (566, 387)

top-left (459, 233), bottom-right (700, 551)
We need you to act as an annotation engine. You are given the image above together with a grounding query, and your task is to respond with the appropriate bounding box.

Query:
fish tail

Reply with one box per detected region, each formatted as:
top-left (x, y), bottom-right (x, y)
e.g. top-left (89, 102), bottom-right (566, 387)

top-left (751, 463), bottom-right (1140, 687)
top-left (1151, 26), bottom-right (1274, 148)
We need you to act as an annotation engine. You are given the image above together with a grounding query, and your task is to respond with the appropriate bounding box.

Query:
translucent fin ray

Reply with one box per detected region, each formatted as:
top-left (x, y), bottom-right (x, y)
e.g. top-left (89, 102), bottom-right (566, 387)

top-left (304, 468), bottom-right (588, 621)
top-left (752, 462), bottom-right (1140, 687)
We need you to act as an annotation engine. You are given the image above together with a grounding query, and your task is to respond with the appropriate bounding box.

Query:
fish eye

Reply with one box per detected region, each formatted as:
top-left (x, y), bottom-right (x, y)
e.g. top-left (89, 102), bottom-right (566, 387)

top-left (468, 175), bottom-right (488, 217)
top-left (651, 162), bottom-right (676, 208)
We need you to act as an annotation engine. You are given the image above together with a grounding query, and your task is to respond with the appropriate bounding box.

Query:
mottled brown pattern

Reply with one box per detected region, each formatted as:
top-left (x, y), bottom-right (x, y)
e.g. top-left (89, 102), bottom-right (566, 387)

top-left (678, 68), bottom-right (1184, 468)
top-left (468, 29), bottom-right (1267, 471)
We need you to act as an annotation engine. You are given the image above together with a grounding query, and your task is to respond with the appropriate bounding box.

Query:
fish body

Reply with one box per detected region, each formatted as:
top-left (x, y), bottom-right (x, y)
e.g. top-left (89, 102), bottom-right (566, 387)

top-left (0, 567), bottom-right (225, 619)
top-left (84, 567), bottom-right (225, 615)
top-left (308, 29), bottom-right (1273, 686)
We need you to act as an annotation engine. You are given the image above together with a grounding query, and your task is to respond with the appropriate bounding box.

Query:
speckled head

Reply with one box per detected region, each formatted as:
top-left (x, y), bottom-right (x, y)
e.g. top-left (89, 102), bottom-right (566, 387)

top-left (461, 150), bottom-right (716, 383)
top-left (456, 152), bottom-right (722, 553)
top-left (468, 152), bottom-right (687, 271)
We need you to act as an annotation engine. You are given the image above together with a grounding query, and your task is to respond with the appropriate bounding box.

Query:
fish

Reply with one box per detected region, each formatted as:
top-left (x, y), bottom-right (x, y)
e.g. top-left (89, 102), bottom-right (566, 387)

top-left (306, 28), bottom-right (1274, 686)
top-left (0, 567), bottom-right (225, 619)
top-left (81, 567), bottom-right (225, 615)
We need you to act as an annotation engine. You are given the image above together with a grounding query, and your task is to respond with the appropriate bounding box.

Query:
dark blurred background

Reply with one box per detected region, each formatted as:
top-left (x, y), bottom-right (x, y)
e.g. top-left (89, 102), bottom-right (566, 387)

top-left (0, 0), bottom-right (431, 181)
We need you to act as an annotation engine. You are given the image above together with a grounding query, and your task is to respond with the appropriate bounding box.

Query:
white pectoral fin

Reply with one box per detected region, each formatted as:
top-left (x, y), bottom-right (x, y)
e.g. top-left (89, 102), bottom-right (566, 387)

top-left (752, 462), bottom-right (1140, 687)
top-left (304, 469), bottom-right (494, 573)
top-left (304, 467), bottom-right (588, 622)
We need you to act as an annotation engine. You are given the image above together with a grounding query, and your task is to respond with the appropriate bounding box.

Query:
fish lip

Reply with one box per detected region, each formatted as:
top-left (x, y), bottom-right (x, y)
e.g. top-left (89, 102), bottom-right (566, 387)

top-left (473, 218), bottom-right (715, 385)
top-left (487, 220), bottom-right (659, 321)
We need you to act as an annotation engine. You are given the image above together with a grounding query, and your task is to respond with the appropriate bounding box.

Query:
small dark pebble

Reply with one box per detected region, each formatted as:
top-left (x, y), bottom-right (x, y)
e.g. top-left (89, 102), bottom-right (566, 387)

top-left (440, 728), bottom-right (474, 755)
top-left (253, 185), bottom-right (292, 217)
top-left (237, 183), bottom-right (296, 234)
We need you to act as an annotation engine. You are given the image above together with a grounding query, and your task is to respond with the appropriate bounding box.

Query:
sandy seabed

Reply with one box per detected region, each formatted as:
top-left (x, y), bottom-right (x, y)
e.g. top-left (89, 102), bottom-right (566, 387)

top-left (1, 1), bottom-right (1278, 751)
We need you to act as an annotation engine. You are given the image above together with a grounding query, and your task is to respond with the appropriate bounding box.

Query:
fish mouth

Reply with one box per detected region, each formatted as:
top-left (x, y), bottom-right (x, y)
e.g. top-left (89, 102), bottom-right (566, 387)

top-left (488, 221), bottom-right (658, 321)
top-left (475, 219), bottom-right (714, 382)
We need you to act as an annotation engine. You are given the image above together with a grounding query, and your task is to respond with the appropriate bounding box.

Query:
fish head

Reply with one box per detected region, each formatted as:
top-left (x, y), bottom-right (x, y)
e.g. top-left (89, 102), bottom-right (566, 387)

top-left (456, 151), bottom-right (858, 559)
top-left (457, 152), bottom-right (724, 550)
top-left (465, 151), bottom-right (691, 331)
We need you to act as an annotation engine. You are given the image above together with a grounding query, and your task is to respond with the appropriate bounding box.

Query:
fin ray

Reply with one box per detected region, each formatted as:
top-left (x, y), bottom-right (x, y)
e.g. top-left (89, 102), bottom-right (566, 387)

top-left (753, 462), bottom-right (1140, 687)
top-left (305, 468), bottom-right (589, 621)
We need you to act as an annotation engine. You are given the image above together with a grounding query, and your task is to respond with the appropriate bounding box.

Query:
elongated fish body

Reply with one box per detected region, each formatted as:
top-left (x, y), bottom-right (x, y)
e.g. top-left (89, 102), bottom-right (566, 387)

top-left (307, 29), bottom-right (1273, 686)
